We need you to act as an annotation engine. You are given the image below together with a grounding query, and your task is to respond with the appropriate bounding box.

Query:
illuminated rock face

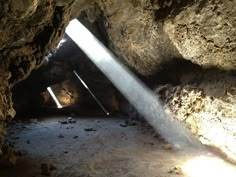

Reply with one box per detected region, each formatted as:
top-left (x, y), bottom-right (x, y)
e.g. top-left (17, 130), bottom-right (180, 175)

top-left (156, 71), bottom-right (236, 162)
top-left (0, 0), bottom-right (236, 162)
top-left (78, 0), bottom-right (236, 75)
top-left (42, 80), bottom-right (81, 107)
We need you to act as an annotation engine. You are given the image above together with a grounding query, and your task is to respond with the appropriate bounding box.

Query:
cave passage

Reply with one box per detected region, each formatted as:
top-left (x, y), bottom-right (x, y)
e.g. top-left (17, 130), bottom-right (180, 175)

top-left (2, 1), bottom-right (236, 176)
top-left (65, 19), bottom-right (199, 148)
top-left (64, 20), bottom-right (236, 176)
top-left (3, 18), bottom-right (236, 177)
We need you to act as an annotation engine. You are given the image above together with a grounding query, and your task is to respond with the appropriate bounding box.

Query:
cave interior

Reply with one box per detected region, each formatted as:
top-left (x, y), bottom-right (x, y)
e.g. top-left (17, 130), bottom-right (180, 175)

top-left (1, 0), bottom-right (236, 177)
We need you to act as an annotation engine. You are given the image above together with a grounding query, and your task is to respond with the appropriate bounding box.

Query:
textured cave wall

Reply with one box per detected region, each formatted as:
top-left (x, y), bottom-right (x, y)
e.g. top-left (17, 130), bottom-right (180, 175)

top-left (163, 0), bottom-right (236, 70)
top-left (0, 0), bottom-right (236, 163)
top-left (0, 0), bottom-right (77, 157)
top-left (155, 68), bottom-right (236, 162)
top-left (74, 0), bottom-right (236, 162)
top-left (73, 0), bottom-right (236, 75)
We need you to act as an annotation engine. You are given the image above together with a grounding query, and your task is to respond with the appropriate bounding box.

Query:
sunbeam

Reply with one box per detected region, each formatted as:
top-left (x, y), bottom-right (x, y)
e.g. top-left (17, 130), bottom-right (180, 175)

top-left (65, 19), bottom-right (200, 148)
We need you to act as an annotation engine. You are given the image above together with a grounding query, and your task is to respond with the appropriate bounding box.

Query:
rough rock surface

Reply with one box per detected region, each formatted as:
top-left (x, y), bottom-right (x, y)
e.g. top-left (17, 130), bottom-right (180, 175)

top-left (164, 0), bottom-right (236, 69)
top-left (76, 0), bottom-right (236, 75)
top-left (0, 0), bottom-right (236, 163)
top-left (156, 69), bottom-right (236, 163)
top-left (75, 0), bottom-right (236, 162)
top-left (0, 0), bottom-right (75, 155)
top-left (0, 61), bottom-right (15, 155)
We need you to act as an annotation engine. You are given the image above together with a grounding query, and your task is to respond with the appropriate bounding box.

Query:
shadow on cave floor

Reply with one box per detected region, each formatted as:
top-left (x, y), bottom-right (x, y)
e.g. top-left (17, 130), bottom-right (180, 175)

top-left (13, 104), bottom-right (116, 121)
top-left (1, 116), bottom-right (182, 177)
top-left (1, 115), bottom-right (236, 177)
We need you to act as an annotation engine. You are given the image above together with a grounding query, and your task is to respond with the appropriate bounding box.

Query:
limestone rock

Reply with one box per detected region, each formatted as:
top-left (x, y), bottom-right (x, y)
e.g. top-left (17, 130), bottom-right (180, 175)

top-left (164, 0), bottom-right (236, 70)
top-left (156, 70), bottom-right (236, 163)
top-left (9, 0), bottom-right (39, 19)
top-left (75, 0), bottom-right (236, 74)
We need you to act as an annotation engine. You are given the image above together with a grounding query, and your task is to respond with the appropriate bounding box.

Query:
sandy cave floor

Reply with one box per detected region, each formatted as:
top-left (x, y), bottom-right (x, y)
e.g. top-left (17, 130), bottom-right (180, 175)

top-left (0, 116), bottom-right (236, 177)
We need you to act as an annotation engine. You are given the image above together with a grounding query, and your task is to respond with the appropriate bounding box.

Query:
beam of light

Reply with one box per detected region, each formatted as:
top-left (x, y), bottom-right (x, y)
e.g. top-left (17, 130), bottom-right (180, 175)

top-left (57, 37), bottom-right (67, 49)
top-left (73, 70), bottom-right (110, 116)
top-left (47, 87), bottom-right (63, 109)
top-left (44, 53), bottom-right (53, 62)
top-left (65, 19), bottom-right (201, 148)
top-left (182, 155), bottom-right (236, 177)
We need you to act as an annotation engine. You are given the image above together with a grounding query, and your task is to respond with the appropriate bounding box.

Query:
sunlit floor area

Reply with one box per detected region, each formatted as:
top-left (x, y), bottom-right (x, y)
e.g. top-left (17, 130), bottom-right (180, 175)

top-left (1, 116), bottom-right (236, 177)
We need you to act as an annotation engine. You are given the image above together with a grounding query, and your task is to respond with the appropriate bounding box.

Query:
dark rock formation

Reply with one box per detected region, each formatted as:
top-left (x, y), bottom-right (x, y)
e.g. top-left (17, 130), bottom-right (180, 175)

top-left (0, 0), bottom-right (75, 155)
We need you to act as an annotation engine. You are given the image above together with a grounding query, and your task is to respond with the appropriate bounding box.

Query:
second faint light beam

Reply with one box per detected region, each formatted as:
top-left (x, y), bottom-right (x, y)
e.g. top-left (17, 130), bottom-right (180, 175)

top-left (73, 70), bottom-right (110, 115)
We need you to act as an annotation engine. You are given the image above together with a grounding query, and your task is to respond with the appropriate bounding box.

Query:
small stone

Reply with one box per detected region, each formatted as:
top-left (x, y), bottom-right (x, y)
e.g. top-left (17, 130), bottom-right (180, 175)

top-left (58, 134), bottom-right (64, 138)
top-left (129, 120), bottom-right (137, 126)
top-left (84, 128), bottom-right (96, 132)
top-left (163, 144), bottom-right (172, 150)
top-left (120, 124), bottom-right (127, 127)
top-left (168, 166), bottom-right (183, 175)
top-left (68, 119), bottom-right (76, 124)
top-left (73, 136), bottom-right (78, 139)
top-left (68, 117), bottom-right (76, 124)
top-left (59, 120), bottom-right (68, 124)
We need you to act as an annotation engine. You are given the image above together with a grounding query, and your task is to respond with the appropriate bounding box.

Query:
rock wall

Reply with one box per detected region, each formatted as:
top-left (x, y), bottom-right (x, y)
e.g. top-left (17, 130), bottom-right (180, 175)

top-left (76, 0), bottom-right (236, 162)
top-left (155, 68), bottom-right (236, 162)
top-left (0, 0), bottom-right (76, 155)
top-left (0, 0), bottom-right (236, 163)
top-left (164, 0), bottom-right (236, 70)
top-left (75, 0), bottom-right (236, 75)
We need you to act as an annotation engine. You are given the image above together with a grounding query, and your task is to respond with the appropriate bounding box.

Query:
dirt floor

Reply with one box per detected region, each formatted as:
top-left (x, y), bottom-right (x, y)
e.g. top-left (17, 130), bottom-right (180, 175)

top-left (0, 116), bottom-right (236, 177)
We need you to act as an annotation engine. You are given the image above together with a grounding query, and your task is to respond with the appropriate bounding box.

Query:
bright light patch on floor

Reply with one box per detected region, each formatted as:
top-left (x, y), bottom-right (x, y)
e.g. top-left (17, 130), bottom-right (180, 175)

top-left (65, 19), bottom-right (199, 148)
top-left (47, 87), bottom-right (63, 109)
top-left (182, 155), bottom-right (236, 177)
